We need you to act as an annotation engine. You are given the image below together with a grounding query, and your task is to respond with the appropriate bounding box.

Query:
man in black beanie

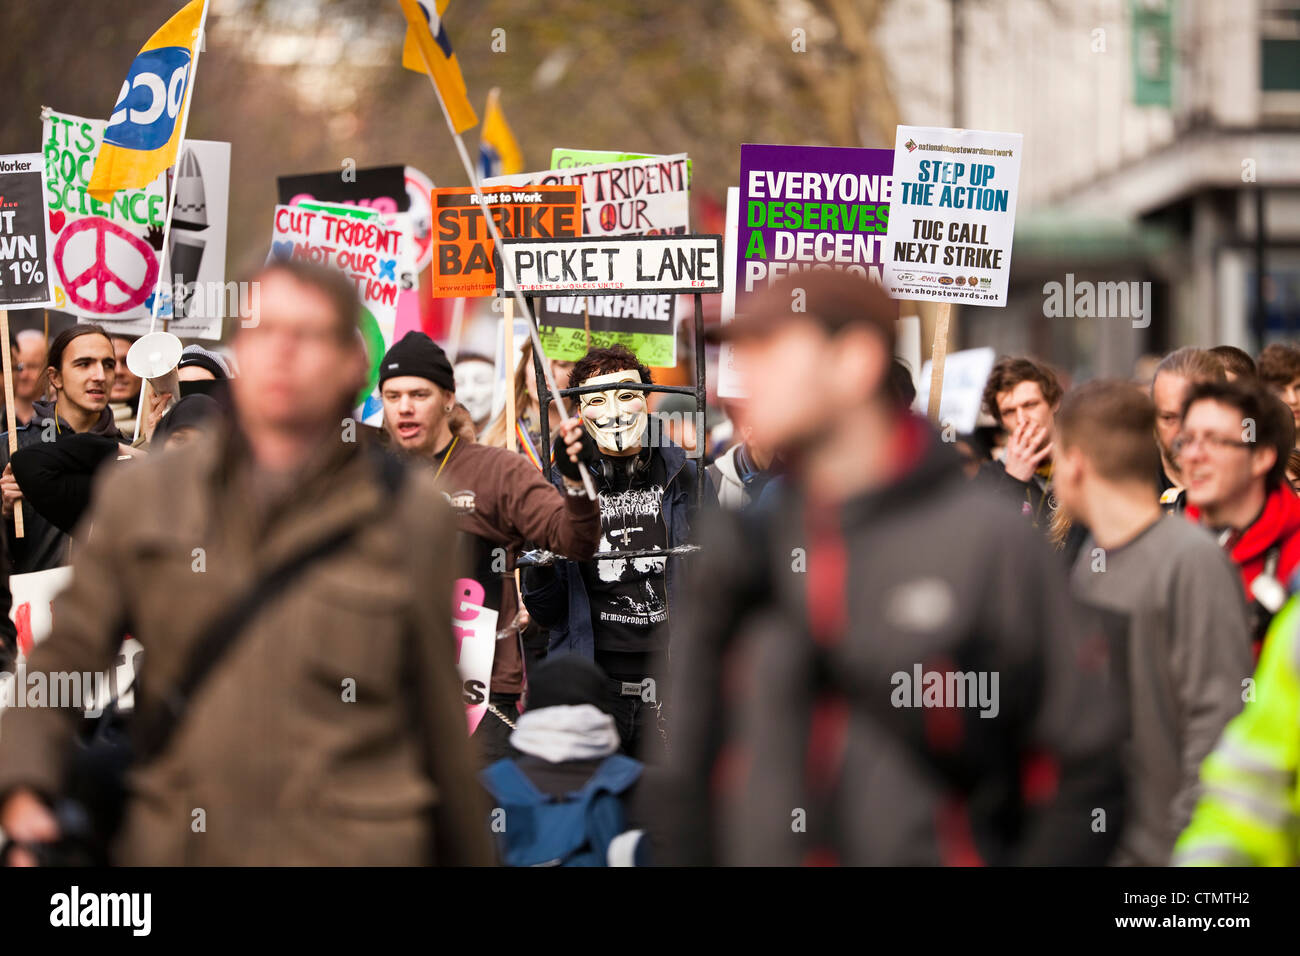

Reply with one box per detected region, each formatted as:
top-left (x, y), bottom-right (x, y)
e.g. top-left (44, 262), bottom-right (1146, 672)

top-left (378, 331), bottom-right (602, 764)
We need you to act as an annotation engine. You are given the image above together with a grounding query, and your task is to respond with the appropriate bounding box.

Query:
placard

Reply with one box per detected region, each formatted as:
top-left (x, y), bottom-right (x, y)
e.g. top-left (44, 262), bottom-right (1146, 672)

top-left (503, 235), bottom-right (722, 295)
top-left (882, 127), bottom-right (1023, 307)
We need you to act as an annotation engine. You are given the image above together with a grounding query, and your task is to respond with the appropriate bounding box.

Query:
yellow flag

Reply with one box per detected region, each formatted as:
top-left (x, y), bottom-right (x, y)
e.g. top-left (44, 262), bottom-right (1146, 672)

top-left (479, 88), bottom-right (523, 179)
top-left (400, 0), bottom-right (478, 134)
top-left (87, 0), bottom-right (206, 201)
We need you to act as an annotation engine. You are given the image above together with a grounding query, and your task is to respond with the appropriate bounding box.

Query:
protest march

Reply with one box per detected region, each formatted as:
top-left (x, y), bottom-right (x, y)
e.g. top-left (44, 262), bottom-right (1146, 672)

top-left (0, 0), bottom-right (1296, 939)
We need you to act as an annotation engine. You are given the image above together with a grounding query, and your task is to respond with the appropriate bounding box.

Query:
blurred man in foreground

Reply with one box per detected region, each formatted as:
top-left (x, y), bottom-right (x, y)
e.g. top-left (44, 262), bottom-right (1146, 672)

top-left (0, 258), bottom-right (491, 866)
top-left (671, 271), bottom-right (1124, 865)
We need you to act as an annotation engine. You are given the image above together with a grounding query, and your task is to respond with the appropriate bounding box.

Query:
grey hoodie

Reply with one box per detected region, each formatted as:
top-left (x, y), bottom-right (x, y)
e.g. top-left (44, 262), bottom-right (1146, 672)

top-left (1071, 516), bottom-right (1252, 865)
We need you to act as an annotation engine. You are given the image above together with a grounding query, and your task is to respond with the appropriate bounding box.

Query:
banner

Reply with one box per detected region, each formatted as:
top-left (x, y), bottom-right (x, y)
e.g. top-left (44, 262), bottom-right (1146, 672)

top-left (0, 154), bottom-right (54, 308)
top-left (488, 155), bottom-right (691, 364)
top-left (717, 186), bottom-right (743, 398)
top-left (431, 185), bottom-right (580, 298)
top-left (550, 147), bottom-right (693, 178)
top-left (882, 126), bottom-right (1023, 307)
top-left (42, 109), bottom-right (166, 321)
top-left (269, 205), bottom-right (404, 423)
top-left (403, 166), bottom-right (436, 272)
top-left (737, 143), bottom-right (893, 299)
top-left (7, 566), bottom-right (72, 658)
top-left (277, 165), bottom-right (409, 217)
top-left (280, 165), bottom-right (434, 342)
top-left (105, 139), bottom-right (229, 340)
top-left (485, 153), bottom-right (690, 237)
top-left (504, 236), bottom-right (722, 295)
top-left (913, 346), bottom-right (996, 433)
top-left (1, 566), bottom-right (143, 718)
top-left (452, 580), bottom-right (498, 735)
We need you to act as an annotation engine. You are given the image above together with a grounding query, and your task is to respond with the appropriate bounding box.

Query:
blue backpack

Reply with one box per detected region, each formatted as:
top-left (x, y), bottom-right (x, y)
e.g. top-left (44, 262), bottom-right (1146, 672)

top-left (481, 755), bottom-right (644, 866)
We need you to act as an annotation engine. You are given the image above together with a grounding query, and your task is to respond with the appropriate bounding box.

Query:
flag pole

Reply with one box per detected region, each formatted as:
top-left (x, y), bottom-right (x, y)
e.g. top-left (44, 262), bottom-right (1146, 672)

top-left (132, 0), bottom-right (211, 442)
top-left (2, 309), bottom-right (25, 538)
top-left (447, 296), bottom-right (466, 363)
top-left (411, 41), bottom-right (596, 499)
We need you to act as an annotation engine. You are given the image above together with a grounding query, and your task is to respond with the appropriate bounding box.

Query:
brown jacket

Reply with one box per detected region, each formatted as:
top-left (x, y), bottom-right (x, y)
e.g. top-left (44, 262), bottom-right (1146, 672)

top-left (434, 438), bottom-right (600, 694)
top-left (0, 428), bottom-right (493, 866)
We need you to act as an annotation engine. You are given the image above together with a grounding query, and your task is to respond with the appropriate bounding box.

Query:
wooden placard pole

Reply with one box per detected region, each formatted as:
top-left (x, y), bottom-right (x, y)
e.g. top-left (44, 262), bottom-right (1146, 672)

top-left (926, 302), bottom-right (951, 426)
top-left (504, 297), bottom-right (517, 453)
top-left (1, 309), bottom-right (25, 537)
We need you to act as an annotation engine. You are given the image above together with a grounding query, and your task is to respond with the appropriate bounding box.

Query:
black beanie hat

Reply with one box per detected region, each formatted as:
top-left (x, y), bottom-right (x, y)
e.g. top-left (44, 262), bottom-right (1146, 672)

top-left (379, 331), bottom-right (455, 392)
top-left (525, 654), bottom-right (614, 715)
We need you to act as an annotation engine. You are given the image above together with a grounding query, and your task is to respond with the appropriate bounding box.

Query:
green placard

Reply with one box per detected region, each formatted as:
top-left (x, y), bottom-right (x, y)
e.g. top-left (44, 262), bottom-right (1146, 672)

top-left (549, 148), bottom-right (693, 179)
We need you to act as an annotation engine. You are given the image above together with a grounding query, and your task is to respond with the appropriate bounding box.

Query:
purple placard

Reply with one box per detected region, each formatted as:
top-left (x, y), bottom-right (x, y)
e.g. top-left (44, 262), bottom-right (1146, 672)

top-left (736, 144), bottom-right (895, 311)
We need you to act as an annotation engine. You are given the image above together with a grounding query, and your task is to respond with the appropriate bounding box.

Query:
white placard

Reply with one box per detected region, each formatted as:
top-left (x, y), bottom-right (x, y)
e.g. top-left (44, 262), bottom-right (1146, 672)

top-left (913, 346), bottom-right (996, 434)
top-left (882, 127), bottom-right (1023, 308)
top-left (503, 236), bottom-right (722, 295)
top-left (717, 187), bottom-right (744, 399)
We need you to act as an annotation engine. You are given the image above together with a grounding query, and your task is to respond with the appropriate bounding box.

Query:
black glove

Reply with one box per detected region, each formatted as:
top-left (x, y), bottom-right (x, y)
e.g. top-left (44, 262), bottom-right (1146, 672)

top-left (553, 426), bottom-right (598, 481)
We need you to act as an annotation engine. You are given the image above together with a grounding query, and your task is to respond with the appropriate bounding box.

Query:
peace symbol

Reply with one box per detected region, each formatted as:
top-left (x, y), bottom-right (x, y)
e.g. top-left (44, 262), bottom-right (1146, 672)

top-left (54, 216), bottom-right (159, 314)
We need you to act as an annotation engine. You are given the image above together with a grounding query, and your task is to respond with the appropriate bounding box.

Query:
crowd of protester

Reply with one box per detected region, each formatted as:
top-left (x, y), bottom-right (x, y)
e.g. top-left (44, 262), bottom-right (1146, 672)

top-left (0, 262), bottom-right (1299, 866)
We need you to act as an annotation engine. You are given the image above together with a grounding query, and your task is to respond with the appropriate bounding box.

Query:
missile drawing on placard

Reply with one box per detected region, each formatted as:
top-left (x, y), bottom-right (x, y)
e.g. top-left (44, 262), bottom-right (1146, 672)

top-left (169, 147), bottom-right (208, 317)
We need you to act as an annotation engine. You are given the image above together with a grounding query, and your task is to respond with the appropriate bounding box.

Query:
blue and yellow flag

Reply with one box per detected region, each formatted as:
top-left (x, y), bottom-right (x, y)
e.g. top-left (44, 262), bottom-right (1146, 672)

top-left (400, 0), bottom-right (478, 134)
top-left (479, 88), bottom-right (523, 179)
top-left (87, 0), bottom-right (206, 202)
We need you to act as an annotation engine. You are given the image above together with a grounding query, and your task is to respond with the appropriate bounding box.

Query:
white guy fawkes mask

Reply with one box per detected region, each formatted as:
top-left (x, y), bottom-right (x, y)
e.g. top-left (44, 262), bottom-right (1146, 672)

top-left (454, 359), bottom-right (495, 426)
top-left (578, 370), bottom-right (648, 453)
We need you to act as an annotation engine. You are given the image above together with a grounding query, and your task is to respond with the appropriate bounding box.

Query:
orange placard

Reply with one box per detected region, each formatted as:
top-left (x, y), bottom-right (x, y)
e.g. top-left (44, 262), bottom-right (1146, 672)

top-left (432, 185), bottom-right (580, 298)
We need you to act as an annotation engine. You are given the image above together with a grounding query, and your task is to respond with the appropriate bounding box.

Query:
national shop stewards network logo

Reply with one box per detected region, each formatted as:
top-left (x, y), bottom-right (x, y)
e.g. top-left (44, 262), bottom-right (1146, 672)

top-left (904, 137), bottom-right (918, 153)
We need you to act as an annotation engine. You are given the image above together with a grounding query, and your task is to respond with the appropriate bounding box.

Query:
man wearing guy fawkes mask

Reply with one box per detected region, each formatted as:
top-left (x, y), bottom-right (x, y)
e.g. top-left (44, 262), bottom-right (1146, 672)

top-left (522, 344), bottom-right (716, 760)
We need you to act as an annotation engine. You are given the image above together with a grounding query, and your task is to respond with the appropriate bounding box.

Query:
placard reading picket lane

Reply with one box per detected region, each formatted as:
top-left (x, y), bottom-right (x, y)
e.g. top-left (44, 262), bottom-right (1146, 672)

top-left (504, 235), bottom-right (722, 295)
top-left (882, 126), bottom-right (1022, 307)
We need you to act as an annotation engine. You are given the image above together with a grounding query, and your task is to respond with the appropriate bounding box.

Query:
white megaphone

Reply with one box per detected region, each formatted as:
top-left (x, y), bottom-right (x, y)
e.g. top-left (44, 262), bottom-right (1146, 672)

top-left (126, 331), bottom-right (184, 404)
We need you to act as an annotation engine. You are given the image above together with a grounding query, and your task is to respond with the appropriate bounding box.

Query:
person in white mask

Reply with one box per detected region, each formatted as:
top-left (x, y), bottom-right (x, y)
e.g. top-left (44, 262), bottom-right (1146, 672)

top-left (453, 353), bottom-right (496, 437)
top-left (521, 345), bottom-right (715, 761)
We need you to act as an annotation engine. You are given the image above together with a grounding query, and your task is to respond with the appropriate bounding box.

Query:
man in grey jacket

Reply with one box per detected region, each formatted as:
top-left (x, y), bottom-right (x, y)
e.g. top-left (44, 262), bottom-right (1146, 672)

top-left (1053, 380), bottom-right (1252, 865)
top-left (670, 270), bottom-right (1126, 866)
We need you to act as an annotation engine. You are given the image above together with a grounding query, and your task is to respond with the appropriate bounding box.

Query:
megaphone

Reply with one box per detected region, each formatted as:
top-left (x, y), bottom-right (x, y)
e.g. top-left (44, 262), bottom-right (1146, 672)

top-left (126, 332), bottom-right (183, 404)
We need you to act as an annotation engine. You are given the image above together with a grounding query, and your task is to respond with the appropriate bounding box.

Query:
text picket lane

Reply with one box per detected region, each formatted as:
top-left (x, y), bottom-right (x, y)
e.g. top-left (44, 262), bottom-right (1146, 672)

top-left (507, 237), bottom-right (722, 293)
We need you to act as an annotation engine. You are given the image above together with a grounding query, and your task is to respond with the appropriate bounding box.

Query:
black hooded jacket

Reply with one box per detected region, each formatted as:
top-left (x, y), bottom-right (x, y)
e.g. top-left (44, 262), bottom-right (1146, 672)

top-left (667, 413), bottom-right (1126, 865)
top-left (0, 400), bottom-right (124, 573)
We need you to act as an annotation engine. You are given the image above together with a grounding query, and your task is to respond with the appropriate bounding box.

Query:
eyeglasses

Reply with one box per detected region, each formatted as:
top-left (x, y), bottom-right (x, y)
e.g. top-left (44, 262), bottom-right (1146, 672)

top-left (1171, 432), bottom-right (1253, 458)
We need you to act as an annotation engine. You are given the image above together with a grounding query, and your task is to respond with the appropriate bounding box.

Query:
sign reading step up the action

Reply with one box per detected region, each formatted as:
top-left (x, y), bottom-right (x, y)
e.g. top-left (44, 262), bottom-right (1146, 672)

top-left (882, 126), bottom-right (1022, 308)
